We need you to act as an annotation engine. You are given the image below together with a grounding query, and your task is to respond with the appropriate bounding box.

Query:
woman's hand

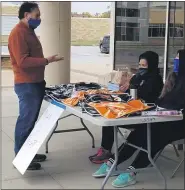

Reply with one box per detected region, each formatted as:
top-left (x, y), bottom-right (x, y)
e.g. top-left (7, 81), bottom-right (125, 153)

top-left (119, 83), bottom-right (129, 92)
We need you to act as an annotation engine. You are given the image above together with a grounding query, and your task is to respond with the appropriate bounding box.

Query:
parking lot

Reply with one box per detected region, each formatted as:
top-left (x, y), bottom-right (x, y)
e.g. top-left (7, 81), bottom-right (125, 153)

top-left (1, 46), bottom-right (112, 87)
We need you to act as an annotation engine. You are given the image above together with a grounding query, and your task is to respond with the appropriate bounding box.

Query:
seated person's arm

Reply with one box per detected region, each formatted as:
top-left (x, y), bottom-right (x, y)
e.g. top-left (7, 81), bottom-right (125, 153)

top-left (119, 72), bottom-right (133, 92)
top-left (136, 77), bottom-right (163, 103)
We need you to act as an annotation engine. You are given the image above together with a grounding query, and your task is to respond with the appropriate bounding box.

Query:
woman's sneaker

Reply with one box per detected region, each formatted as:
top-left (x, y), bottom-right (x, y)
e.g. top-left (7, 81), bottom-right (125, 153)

top-left (92, 160), bottom-right (118, 178)
top-left (90, 148), bottom-right (112, 164)
top-left (92, 163), bottom-right (111, 178)
top-left (89, 148), bottom-right (103, 161)
top-left (112, 173), bottom-right (137, 188)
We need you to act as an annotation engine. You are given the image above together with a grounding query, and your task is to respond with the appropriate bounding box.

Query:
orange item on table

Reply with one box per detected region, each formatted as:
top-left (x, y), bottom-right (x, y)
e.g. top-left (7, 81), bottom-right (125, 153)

top-left (88, 100), bottom-right (150, 119)
top-left (86, 89), bottom-right (124, 95)
top-left (61, 89), bottom-right (126, 107)
top-left (62, 97), bottom-right (79, 106)
top-left (62, 91), bottom-right (86, 106)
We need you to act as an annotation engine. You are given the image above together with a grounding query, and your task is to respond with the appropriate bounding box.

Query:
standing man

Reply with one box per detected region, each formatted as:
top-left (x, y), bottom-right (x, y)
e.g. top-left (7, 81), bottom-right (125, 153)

top-left (8, 2), bottom-right (63, 170)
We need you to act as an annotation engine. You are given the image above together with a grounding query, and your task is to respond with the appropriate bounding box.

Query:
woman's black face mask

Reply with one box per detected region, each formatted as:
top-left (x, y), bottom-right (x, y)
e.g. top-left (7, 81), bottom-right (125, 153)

top-left (137, 68), bottom-right (148, 76)
top-left (137, 58), bottom-right (148, 76)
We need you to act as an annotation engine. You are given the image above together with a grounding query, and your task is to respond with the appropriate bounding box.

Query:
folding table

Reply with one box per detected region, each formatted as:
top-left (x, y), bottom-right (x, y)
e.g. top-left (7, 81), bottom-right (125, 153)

top-left (45, 98), bottom-right (183, 189)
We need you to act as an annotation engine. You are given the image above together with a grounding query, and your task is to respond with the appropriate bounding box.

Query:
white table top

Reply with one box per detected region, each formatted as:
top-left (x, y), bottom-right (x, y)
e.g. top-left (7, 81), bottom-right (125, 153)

top-left (46, 98), bottom-right (183, 127)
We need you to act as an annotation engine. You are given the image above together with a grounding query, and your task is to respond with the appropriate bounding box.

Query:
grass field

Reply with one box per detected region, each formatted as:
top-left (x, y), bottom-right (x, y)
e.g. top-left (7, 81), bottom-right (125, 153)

top-left (2, 6), bottom-right (18, 15)
top-left (2, 6), bottom-right (110, 46)
top-left (2, 18), bottom-right (110, 46)
top-left (71, 18), bottom-right (110, 46)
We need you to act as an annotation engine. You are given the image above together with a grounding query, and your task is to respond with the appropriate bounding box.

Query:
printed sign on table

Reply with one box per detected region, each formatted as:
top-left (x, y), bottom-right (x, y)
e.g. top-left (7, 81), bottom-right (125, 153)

top-left (13, 103), bottom-right (65, 175)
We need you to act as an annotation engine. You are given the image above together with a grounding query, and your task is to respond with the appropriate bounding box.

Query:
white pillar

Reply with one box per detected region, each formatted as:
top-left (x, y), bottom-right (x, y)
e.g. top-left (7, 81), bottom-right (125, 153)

top-left (163, 1), bottom-right (170, 82)
top-left (110, 2), bottom-right (116, 71)
top-left (39, 2), bottom-right (71, 85)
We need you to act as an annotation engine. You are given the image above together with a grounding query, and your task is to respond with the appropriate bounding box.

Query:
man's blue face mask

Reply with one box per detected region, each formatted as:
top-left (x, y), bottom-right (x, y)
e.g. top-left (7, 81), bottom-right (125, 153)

top-left (173, 58), bottom-right (179, 73)
top-left (28, 18), bottom-right (41, 29)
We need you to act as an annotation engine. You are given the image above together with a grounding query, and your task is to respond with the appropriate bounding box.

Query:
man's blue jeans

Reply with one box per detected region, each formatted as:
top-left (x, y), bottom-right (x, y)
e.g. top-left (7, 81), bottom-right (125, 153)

top-left (14, 81), bottom-right (46, 154)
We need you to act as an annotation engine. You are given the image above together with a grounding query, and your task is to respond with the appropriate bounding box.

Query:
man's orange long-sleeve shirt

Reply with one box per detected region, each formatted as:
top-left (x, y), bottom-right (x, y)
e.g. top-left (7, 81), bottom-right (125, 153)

top-left (8, 22), bottom-right (47, 84)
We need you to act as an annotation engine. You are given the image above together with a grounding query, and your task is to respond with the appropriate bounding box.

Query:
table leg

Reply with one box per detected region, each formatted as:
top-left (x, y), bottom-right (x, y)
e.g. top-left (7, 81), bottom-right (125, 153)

top-left (45, 114), bottom-right (95, 153)
top-left (45, 114), bottom-right (74, 153)
top-left (101, 126), bottom-right (119, 190)
top-left (147, 123), bottom-right (167, 189)
top-left (45, 120), bottom-right (59, 153)
top-left (80, 118), bottom-right (95, 148)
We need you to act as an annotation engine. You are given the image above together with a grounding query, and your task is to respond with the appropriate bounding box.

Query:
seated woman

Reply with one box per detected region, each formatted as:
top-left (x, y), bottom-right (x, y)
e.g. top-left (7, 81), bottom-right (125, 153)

top-left (89, 51), bottom-right (163, 164)
top-left (92, 49), bottom-right (185, 188)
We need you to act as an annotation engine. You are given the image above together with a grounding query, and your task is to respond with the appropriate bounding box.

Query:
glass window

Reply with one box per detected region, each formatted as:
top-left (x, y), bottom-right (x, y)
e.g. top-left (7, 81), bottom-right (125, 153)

top-left (148, 27), bottom-right (153, 37)
top-left (117, 2), bottom-right (123, 8)
top-left (125, 27), bottom-right (139, 41)
top-left (116, 22), bottom-right (121, 27)
top-left (115, 27), bottom-right (121, 41)
top-left (121, 35), bottom-right (126, 41)
top-left (116, 35), bottom-right (122, 41)
top-left (121, 9), bottom-right (126, 17)
top-left (126, 9), bottom-right (140, 17)
top-left (115, 21), bottom-right (140, 42)
top-left (121, 27), bottom-right (126, 35)
top-left (126, 23), bottom-right (139, 27)
top-left (114, 1), bottom-right (167, 74)
top-left (116, 8), bottom-right (122, 16)
top-left (121, 22), bottom-right (126, 27)
top-left (149, 23), bottom-right (184, 38)
top-left (167, 1), bottom-right (184, 75)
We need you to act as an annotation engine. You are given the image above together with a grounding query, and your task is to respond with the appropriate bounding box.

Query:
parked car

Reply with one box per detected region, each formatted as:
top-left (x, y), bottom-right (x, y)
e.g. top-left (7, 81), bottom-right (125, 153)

top-left (99, 35), bottom-right (110, 54)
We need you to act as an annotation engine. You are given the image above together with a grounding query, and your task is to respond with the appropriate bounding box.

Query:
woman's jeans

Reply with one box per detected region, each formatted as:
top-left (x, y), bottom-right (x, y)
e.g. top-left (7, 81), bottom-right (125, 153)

top-left (14, 81), bottom-right (46, 154)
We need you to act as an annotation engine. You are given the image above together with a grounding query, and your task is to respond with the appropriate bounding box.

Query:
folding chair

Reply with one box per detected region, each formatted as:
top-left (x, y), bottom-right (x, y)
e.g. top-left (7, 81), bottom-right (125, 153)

top-left (153, 139), bottom-right (184, 177)
top-left (170, 139), bottom-right (184, 178)
top-left (118, 127), bottom-right (184, 178)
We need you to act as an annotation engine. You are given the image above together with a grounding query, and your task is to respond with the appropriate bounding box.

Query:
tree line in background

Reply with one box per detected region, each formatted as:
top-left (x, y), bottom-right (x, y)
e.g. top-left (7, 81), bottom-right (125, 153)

top-left (71, 11), bottom-right (110, 18)
top-left (2, 5), bottom-right (111, 18)
top-left (71, 6), bottom-right (111, 18)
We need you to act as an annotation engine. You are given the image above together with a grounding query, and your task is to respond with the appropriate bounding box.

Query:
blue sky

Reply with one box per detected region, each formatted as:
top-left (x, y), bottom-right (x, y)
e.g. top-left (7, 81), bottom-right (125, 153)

top-left (2, 2), bottom-right (111, 14)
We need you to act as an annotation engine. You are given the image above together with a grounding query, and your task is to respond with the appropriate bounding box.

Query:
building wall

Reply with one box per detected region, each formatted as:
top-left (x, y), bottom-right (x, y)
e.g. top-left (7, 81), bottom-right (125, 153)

top-left (150, 9), bottom-right (184, 24)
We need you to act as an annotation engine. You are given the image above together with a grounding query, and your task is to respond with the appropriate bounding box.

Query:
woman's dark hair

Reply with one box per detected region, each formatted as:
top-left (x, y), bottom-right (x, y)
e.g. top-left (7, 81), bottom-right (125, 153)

top-left (177, 49), bottom-right (181, 55)
top-left (160, 71), bottom-right (177, 98)
top-left (18, 2), bottom-right (39, 20)
top-left (159, 49), bottom-right (184, 99)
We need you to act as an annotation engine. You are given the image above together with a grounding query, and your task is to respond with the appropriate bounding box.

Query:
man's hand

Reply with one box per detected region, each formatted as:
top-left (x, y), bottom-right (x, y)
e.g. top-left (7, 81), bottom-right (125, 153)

top-left (46, 54), bottom-right (64, 64)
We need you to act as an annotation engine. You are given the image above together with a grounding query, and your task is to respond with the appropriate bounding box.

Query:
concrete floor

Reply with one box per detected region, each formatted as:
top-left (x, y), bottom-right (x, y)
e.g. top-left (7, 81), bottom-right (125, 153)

top-left (1, 87), bottom-right (184, 189)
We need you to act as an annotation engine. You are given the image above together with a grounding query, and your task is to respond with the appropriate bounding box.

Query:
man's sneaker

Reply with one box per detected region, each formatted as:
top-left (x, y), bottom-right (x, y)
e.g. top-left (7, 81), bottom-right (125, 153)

top-left (89, 148), bottom-right (103, 161)
top-left (112, 173), bottom-right (137, 188)
top-left (91, 148), bottom-right (112, 164)
top-left (92, 163), bottom-right (111, 178)
top-left (33, 154), bottom-right (47, 162)
top-left (27, 162), bottom-right (41, 170)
